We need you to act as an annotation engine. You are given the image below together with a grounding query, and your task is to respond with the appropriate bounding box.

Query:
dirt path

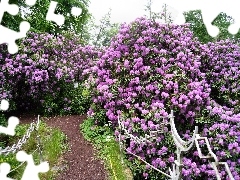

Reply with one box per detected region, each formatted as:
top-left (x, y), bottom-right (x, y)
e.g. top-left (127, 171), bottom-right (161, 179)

top-left (19, 114), bottom-right (109, 180)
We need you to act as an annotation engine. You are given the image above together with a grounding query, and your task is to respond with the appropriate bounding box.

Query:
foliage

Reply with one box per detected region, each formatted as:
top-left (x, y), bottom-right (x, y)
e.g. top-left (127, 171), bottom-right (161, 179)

top-left (0, 31), bottom-right (97, 116)
top-left (100, 22), bottom-right (120, 48)
top-left (200, 40), bottom-right (240, 111)
top-left (184, 10), bottom-right (240, 43)
top-left (87, 17), bottom-right (240, 179)
top-left (89, 9), bottom-right (120, 48)
top-left (1, 0), bottom-right (90, 38)
top-left (0, 121), bottom-right (68, 179)
top-left (0, 0), bottom-right (27, 32)
top-left (80, 117), bottom-right (133, 180)
top-left (0, 112), bottom-right (7, 126)
top-left (144, 1), bottom-right (173, 24)
top-left (0, 113), bottom-right (8, 148)
top-left (1, 5), bottom-right (240, 179)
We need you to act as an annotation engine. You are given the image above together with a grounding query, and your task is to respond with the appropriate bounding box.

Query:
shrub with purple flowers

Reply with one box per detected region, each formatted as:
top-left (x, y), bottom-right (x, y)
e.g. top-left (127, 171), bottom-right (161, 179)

top-left (200, 40), bottom-right (240, 113)
top-left (0, 31), bottom-right (97, 115)
top-left (1, 15), bottom-right (239, 179)
top-left (88, 17), bottom-right (240, 179)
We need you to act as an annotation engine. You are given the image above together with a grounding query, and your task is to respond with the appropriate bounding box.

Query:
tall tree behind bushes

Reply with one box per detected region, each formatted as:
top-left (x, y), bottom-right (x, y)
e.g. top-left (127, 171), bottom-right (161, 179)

top-left (87, 9), bottom-right (119, 48)
top-left (144, 0), bottom-right (240, 43)
top-left (1, 0), bottom-right (90, 38)
top-left (184, 10), bottom-right (240, 43)
top-left (144, 1), bottom-right (173, 23)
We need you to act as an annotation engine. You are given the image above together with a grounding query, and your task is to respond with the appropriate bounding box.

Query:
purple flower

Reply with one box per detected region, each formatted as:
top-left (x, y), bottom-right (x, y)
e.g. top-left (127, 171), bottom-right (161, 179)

top-left (182, 169), bottom-right (191, 176)
top-left (191, 162), bottom-right (197, 169)
top-left (141, 109), bottom-right (149, 115)
top-left (125, 103), bottom-right (131, 109)
top-left (168, 156), bottom-right (174, 163)
top-left (161, 146), bottom-right (168, 153)
top-left (141, 124), bottom-right (148, 131)
top-left (143, 172), bottom-right (148, 179)
top-left (159, 161), bottom-right (166, 168)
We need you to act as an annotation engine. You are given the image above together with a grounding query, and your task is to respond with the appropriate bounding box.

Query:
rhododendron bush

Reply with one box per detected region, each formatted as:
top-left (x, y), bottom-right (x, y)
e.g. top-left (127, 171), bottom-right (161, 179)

top-left (0, 15), bottom-right (239, 179)
top-left (200, 40), bottom-right (240, 113)
top-left (87, 17), bottom-right (240, 179)
top-left (0, 32), bottom-right (97, 115)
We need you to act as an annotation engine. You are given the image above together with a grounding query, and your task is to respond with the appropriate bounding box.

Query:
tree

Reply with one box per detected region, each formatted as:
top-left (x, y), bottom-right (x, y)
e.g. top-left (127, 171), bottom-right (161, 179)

top-left (100, 22), bottom-right (119, 47)
top-left (1, 0), bottom-right (90, 37)
top-left (184, 10), bottom-right (240, 43)
top-left (144, 1), bottom-right (173, 23)
top-left (1, 0), bottom-right (27, 31)
top-left (88, 9), bottom-right (119, 48)
top-left (143, 0), bottom-right (240, 43)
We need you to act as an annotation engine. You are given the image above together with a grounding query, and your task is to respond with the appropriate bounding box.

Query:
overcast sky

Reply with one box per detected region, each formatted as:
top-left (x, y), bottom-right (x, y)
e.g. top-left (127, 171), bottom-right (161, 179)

top-left (88, 0), bottom-right (239, 27)
top-left (88, 0), bottom-right (170, 24)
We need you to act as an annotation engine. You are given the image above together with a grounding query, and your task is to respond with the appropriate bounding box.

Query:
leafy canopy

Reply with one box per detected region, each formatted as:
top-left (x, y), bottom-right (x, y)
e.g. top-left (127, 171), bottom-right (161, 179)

top-left (1, 0), bottom-right (90, 37)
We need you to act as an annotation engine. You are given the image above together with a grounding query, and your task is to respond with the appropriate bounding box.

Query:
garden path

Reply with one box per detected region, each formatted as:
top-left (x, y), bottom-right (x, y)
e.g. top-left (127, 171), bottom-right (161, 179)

top-left (18, 114), bottom-right (109, 180)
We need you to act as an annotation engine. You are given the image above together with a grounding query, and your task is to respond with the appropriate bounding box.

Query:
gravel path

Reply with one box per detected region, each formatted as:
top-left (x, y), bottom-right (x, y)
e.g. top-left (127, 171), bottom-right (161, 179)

top-left (18, 114), bottom-right (109, 180)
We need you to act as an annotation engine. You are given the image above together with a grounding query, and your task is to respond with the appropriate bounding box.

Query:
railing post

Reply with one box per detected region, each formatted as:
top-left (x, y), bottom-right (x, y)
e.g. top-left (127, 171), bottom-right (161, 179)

top-left (116, 110), bottom-right (235, 180)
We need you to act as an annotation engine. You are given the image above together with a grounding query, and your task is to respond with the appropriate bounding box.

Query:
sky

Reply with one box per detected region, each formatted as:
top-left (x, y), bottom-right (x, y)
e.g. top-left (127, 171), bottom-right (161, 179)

top-left (88, 0), bottom-right (174, 24)
top-left (88, 0), bottom-right (240, 25)
top-left (88, 0), bottom-right (240, 37)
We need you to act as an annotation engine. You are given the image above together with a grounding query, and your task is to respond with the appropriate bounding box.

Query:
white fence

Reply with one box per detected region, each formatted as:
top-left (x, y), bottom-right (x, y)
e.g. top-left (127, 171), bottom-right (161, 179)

top-left (117, 110), bottom-right (234, 180)
top-left (0, 115), bottom-right (45, 174)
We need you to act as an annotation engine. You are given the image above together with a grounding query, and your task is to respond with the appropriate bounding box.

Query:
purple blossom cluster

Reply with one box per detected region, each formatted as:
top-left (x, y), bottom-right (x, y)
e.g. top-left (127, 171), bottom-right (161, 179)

top-left (0, 32), bottom-right (98, 114)
top-left (200, 40), bottom-right (240, 113)
top-left (87, 17), bottom-right (240, 179)
top-left (1, 16), bottom-right (239, 179)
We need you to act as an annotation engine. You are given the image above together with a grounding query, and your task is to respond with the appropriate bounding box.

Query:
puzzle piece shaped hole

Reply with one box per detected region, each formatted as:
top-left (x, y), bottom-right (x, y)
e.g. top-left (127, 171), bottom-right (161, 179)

top-left (0, 99), bottom-right (9, 111)
top-left (0, 163), bottom-right (14, 180)
top-left (16, 151), bottom-right (49, 180)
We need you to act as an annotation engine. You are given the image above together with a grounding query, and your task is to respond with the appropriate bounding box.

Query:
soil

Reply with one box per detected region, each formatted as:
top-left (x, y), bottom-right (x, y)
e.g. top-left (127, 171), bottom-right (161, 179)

top-left (18, 113), bottom-right (109, 180)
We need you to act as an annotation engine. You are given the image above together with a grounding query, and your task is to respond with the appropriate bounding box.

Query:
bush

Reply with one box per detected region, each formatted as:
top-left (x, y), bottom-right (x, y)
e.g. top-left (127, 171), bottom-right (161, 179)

top-left (0, 32), bottom-right (98, 116)
top-left (88, 17), bottom-right (240, 179)
top-left (200, 40), bottom-right (240, 113)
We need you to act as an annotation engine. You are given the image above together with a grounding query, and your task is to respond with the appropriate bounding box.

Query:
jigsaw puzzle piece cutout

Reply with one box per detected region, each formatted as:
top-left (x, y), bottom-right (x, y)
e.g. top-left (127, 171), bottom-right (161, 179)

top-left (0, 21), bottom-right (30, 54)
top-left (25, 0), bottom-right (37, 6)
top-left (0, 99), bottom-right (19, 136)
top-left (161, 0), bottom-right (228, 37)
top-left (0, 0), bottom-right (31, 54)
top-left (0, 116), bottom-right (19, 136)
top-left (0, 0), bottom-right (19, 21)
top-left (16, 151), bottom-right (49, 180)
top-left (164, 0), bottom-right (240, 37)
top-left (223, 0), bottom-right (240, 35)
top-left (46, 1), bottom-right (65, 26)
top-left (0, 99), bottom-right (9, 111)
top-left (46, 1), bottom-right (82, 25)
top-left (199, 0), bottom-right (240, 37)
top-left (71, 6), bottom-right (82, 16)
top-left (198, 0), bottom-right (240, 36)
top-left (0, 163), bottom-right (15, 180)
top-left (201, 7), bottom-right (220, 37)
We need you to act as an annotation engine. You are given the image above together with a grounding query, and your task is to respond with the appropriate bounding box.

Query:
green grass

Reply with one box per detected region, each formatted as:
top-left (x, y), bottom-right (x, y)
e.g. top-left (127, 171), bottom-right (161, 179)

top-left (80, 117), bottom-right (133, 180)
top-left (0, 119), bottom-right (69, 180)
top-left (103, 139), bottom-right (133, 180)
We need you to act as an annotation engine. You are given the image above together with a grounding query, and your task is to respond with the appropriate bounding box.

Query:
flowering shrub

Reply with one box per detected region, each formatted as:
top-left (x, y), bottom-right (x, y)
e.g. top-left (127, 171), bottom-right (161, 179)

top-left (88, 17), bottom-right (240, 179)
top-left (0, 16), bottom-right (239, 179)
top-left (0, 32), bottom-right (97, 115)
top-left (200, 40), bottom-right (240, 113)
